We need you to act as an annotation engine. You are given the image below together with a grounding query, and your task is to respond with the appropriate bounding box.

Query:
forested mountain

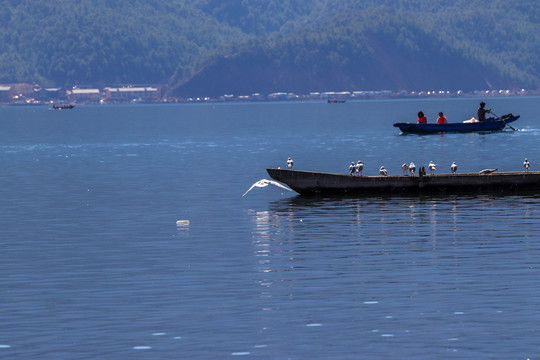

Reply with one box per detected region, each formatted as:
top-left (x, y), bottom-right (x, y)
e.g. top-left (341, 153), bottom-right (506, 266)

top-left (0, 0), bottom-right (245, 86)
top-left (0, 0), bottom-right (538, 96)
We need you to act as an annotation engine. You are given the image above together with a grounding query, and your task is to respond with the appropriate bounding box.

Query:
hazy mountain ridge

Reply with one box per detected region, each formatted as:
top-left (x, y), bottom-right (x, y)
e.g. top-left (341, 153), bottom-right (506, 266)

top-left (0, 0), bottom-right (538, 95)
top-left (174, 0), bottom-right (539, 95)
top-left (172, 7), bottom-right (512, 97)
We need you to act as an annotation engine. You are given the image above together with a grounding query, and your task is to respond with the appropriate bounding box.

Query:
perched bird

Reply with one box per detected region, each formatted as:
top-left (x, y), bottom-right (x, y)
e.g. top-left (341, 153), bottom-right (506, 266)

top-left (479, 168), bottom-right (498, 175)
top-left (287, 157), bottom-right (293, 169)
top-left (355, 160), bottom-right (364, 176)
top-left (409, 162), bottom-right (416, 175)
top-left (428, 161), bottom-right (436, 175)
top-left (524, 158), bottom-right (530, 172)
top-left (242, 179), bottom-right (292, 196)
top-left (379, 166), bottom-right (388, 176)
top-left (349, 162), bottom-right (355, 175)
top-left (402, 163), bottom-right (408, 175)
top-left (451, 162), bottom-right (458, 174)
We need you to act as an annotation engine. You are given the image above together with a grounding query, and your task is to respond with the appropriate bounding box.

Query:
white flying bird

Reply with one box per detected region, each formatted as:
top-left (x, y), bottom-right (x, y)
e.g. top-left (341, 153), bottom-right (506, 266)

top-left (242, 179), bottom-right (293, 196)
top-left (524, 158), bottom-right (530, 172)
top-left (428, 161), bottom-right (436, 175)
top-left (451, 162), bottom-right (458, 174)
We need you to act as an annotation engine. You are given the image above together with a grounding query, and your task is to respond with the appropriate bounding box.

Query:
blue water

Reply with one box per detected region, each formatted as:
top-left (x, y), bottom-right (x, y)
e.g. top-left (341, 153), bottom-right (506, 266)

top-left (1, 97), bottom-right (540, 359)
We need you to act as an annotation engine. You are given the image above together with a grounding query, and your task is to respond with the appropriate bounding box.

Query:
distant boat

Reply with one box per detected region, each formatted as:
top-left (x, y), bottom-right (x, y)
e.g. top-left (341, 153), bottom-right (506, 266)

top-left (52, 104), bottom-right (75, 110)
top-left (393, 114), bottom-right (519, 134)
top-left (327, 99), bottom-right (346, 103)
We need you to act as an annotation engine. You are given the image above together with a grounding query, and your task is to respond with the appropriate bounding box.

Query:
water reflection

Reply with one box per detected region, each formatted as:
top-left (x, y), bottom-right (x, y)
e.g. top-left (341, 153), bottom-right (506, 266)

top-left (248, 193), bottom-right (540, 283)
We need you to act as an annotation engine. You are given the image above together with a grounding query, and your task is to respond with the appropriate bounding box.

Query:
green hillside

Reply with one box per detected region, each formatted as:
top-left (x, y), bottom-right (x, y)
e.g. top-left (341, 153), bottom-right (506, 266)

top-left (0, 0), bottom-right (538, 95)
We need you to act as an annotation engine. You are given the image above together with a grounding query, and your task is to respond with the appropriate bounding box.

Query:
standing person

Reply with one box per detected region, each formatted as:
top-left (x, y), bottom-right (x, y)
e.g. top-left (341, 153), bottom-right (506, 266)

top-left (417, 111), bottom-right (427, 124)
top-left (437, 112), bottom-right (447, 124)
top-left (477, 102), bottom-right (491, 121)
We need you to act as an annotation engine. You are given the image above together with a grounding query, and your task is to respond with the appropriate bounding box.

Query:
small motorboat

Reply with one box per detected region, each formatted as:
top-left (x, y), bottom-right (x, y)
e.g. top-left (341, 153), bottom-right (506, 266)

top-left (393, 114), bottom-right (519, 134)
top-left (52, 104), bottom-right (75, 110)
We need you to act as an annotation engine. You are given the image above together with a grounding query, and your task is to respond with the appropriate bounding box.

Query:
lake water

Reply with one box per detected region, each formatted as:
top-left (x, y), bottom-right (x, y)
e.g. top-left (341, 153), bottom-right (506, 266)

top-left (1, 97), bottom-right (540, 359)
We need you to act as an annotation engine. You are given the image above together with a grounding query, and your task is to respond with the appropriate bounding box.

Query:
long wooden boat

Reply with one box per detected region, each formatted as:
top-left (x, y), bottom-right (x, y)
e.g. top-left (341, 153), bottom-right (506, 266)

top-left (393, 114), bottom-right (519, 134)
top-left (267, 168), bottom-right (540, 195)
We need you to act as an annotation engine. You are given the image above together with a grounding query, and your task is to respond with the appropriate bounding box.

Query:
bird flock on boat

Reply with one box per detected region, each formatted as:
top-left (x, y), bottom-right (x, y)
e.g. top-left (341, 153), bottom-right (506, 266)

top-left (283, 156), bottom-right (531, 176)
top-left (345, 157), bottom-right (530, 176)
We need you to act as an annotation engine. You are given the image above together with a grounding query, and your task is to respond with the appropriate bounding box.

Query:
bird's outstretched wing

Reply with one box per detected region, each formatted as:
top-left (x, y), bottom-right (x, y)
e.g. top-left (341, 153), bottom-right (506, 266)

top-left (242, 179), bottom-right (292, 196)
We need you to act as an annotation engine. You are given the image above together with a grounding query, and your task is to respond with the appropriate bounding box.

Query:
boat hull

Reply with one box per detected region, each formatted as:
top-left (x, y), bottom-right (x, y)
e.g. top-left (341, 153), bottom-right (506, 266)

top-left (267, 168), bottom-right (540, 195)
top-left (393, 115), bottom-right (519, 134)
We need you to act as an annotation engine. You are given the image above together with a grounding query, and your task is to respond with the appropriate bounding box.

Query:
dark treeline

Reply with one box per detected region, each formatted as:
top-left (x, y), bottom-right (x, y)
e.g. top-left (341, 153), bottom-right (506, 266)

top-left (0, 0), bottom-right (538, 95)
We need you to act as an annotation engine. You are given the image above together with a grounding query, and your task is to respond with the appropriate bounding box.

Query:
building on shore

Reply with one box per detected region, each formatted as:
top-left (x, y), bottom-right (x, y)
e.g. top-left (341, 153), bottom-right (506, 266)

top-left (67, 88), bottom-right (101, 103)
top-left (103, 86), bottom-right (160, 103)
top-left (0, 86), bottom-right (11, 103)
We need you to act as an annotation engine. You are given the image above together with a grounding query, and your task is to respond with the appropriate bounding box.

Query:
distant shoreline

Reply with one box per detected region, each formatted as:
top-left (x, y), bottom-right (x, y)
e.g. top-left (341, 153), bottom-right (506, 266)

top-left (1, 88), bottom-right (538, 107)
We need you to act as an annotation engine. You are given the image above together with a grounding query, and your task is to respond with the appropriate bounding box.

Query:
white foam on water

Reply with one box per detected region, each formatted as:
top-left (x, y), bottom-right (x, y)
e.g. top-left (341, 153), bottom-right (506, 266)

top-left (254, 345), bottom-right (267, 348)
top-left (454, 312), bottom-right (464, 315)
top-left (381, 334), bottom-right (394, 337)
top-left (232, 352), bottom-right (251, 356)
top-left (371, 330), bottom-right (379, 333)
top-left (364, 301), bottom-right (379, 304)
top-left (0, 345), bottom-right (11, 349)
top-left (385, 316), bottom-right (393, 319)
top-left (152, 332), bottom-right (166, 336)
top-left (448, 338), bottom-right (459, 341)
top-left (133, 346), bottom-right (152, 350)
top-left (306, 323), bottom-right (323, 327)
top-left (174, 336), bottom-right (182, 340)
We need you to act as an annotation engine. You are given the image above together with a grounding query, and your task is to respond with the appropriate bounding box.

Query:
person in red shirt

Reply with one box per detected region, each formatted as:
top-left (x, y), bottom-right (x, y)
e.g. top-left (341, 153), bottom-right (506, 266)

top-left (437, 112), bottom-right (447, 124)
top-left (417, 111), bottom-right (427, 124)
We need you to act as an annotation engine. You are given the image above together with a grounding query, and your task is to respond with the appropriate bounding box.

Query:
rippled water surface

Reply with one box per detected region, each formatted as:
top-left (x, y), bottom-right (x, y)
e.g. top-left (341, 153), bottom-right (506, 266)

top-left (1, 97), bottom-right (540, 359)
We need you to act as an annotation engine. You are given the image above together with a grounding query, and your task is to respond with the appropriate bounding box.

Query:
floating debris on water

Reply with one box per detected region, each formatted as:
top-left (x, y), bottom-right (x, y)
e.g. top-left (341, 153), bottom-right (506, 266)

top-left (176, 220), bottom-right (190, 226)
